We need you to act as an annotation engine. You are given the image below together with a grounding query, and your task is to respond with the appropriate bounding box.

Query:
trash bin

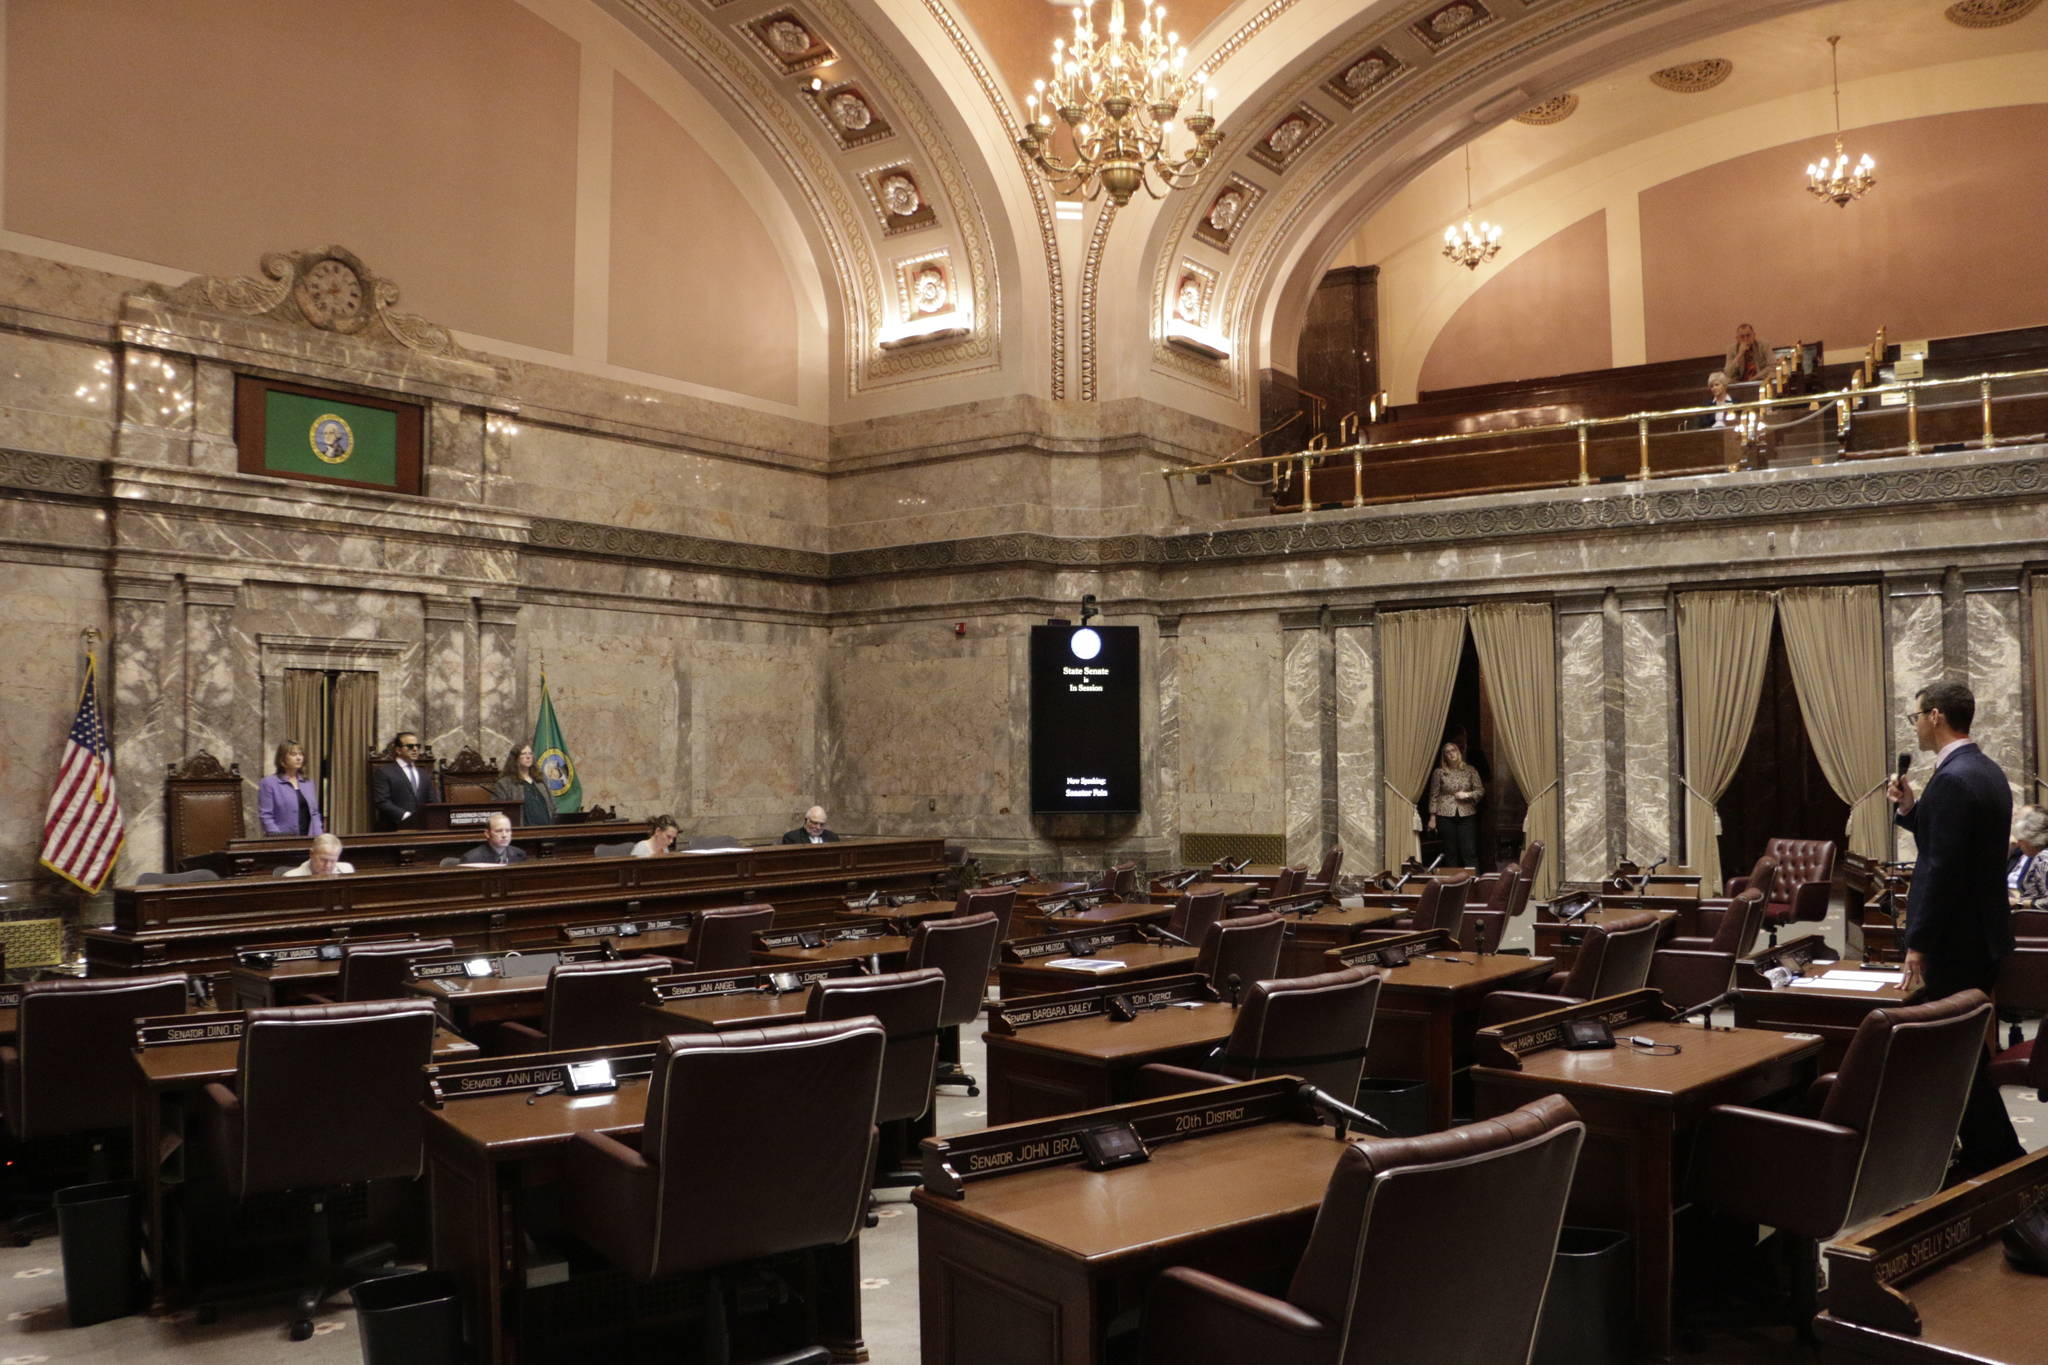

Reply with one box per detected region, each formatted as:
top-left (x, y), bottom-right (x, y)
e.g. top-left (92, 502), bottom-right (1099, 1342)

top-left (352, 1270), bottom-right (464, 1365)
top-left (54, 1181), bottom-right (139, 1326)
top-left (1350, 1079), bottom-right (1429, 1137)
top-left (1532, 1227), bottom-right (1632, 1365)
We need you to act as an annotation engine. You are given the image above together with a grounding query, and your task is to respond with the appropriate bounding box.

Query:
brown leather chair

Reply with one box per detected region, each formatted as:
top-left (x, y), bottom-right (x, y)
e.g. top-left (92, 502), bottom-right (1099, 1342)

top-left (1167, 889), bottom-right (1228, 950)
top-left (907, 912), bottom-right (1001, 1096)
top-left (339, 937), bottom-right (455, 1002)
top-left (1650, 889), bottom-right (1768, 1013)
top-left (1098, 861), bottom-right (1139, 900)
top-left (683, 905), bottom-right (774, 972)
top-left (1388, 873), bottom-right (1472, 938)
top-left (952, 884), bottom-right (1018, 941)
top-left (1270, 864), bottom-right (1309, 899)
top-left (1990, 943), bottom-right (2048, 1101)
top-left (563, 1021), bottom-right (885, 1360)
top-left (496, 957), bottom-right (673, 1053)
top-left (1458, 866), bottom-right (1521, 955)
top-left (1695, 854), bottom-right (1776, 944)
top-left (1693, 990), bottom-right (1994, 1314)
top-left (1144, 1095), bottom-right (1585, 1365)
top-left (1516, 839), bottom-right (1545, 897)
top-left (1199, 912), bottom-right (1285, 998)
top-left (1304, 847), bottom-right (1343, 902)
top-left (1747, 839), bottom-right (1835, 942)
top-left (1137, 968), bottom-right (1381, 1102)
top-left (806, 967), bottom-right (946, 1207)
top-left (201, 1000), bottom-right (440, 1340)
top-left (1480, 910), bottom-right (1663, 1025)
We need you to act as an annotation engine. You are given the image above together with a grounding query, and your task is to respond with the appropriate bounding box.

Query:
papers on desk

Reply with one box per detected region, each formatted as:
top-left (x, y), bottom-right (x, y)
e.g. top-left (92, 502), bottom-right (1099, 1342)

top-left (1789, 976), bottom-right (1888, 992)
top-left (1827, 969), bottom-right (1905, 985)
top-left (1046, 957), bottom-right (1126, 972)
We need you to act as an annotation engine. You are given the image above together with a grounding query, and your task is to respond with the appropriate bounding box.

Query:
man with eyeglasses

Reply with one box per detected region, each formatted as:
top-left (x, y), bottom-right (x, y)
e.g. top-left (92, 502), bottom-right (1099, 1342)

top-left (780, 806), bottom-right (839, 845)
top-left (1888, 679), bottom-right (2024, 1177)
top-left (370, 730), bottom-right (442, 831)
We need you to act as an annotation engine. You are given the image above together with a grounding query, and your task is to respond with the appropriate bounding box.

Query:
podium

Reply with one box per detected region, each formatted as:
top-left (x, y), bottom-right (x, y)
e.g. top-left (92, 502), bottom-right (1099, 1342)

top-left (417, 799), bottom-right (521, 832)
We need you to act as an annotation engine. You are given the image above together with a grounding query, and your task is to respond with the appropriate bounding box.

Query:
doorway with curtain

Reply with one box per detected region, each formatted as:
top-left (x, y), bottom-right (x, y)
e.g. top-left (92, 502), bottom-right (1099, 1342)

top-left (1715, 618), bottom-right (1850, 877)
top-left (281, 668), bottom-right (379, 835)
top-left (1419, 628), bottom-right (1522, 873)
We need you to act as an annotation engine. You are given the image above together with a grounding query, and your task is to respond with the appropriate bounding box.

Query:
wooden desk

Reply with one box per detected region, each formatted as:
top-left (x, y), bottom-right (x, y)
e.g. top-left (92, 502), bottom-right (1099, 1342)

top-left (981, 975), bottom-right (1235, 1124)
top-left (1013, 899), bottom-right (1169, 937)
top-left (1816, 1147), bottom-right (2048, 1363)
top-left (831, 898), bottom-right (963, 927)
top-left (753, 920), bottom-right (912, 970)
top-left (1005, 880), bottom-right (1089, 907)
top-left (646, 988), bottom-right (812, 1033)
top-left (129, 1010), bottom-right (475, 1310)
top-left (1734, 952), bottom-right (1907, 1071)
top-left (188, 820), bottom-right (653, 877)
top-left (1471, 991), bottom-right (1821, 1362)
top-left (997, 923), bottom-right (1197, 998)
top-left (1145, 880), bottom-right (1258, 908)
top-left (915, 1078), bottom-right (1351, 1365)
top-left (1326, 931), bottom-right (1556, 1130)
top-left (1274, 903), bottom-right (1402, 975)
top-left (404, 946), bottom-right (609, 1033)
top-left (1532, 905), bottom-right (1682, 973)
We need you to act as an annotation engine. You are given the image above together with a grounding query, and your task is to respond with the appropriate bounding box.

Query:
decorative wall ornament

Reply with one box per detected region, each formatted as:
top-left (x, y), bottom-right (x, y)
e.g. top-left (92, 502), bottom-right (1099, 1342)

top-left (1514, 93), bottom-right (1579, 125)
top-left (1248, 105), bottom-right (1332, 173)
top-left (1944, 0), bottom-right (2041, 25)
top-left (1410, 0), bottom-right (1493, 51)
top-left (1323, 47), bottom-right (1403, 109)
top-left (158, 246), bottom-right (470, 359)
top-left (894, 251), bottom-right (953, 318)
top-left (1193, 174), bottom-right (1264, 251)
top-left (1173, 261), bottom-right (1217, 324)
top-left (805, 81), bottom-right (894, 149)
top-left (742, 8), bottom-right (835, 72)
top-left (0, 446), bottom-right (100, 497)
top-left (1649, 58), bottom-right (1734, 92)
top-left (861, 164), bottom-right (938, 234)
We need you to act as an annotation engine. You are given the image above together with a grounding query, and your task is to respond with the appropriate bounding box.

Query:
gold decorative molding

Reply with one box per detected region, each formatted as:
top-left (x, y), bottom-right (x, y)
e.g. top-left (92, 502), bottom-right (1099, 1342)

top-left (1649, 57), bottom-right (1733, 93)
top-left (160, 245), bottom-right (475, 361)
top-left (1514, 92), bottom-right (1579, 125)
top-left (1944, 0), bottom-right (2041, 25)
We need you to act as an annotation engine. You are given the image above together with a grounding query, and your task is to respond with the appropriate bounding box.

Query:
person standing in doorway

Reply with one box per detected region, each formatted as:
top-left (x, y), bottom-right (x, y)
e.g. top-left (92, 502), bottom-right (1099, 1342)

top-left (1425, 740), bottom-right (1484, 868)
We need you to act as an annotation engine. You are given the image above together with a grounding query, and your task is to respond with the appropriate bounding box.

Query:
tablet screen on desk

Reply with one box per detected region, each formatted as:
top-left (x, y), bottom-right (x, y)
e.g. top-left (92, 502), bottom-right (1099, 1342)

top-left (464, 958), bottom-right (495, 978)
top-left (566, 1058), bottom-right (617, 1093)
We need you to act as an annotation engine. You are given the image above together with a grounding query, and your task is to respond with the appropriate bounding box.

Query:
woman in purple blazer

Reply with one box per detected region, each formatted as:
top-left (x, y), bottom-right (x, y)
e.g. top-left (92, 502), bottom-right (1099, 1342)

top-left (257, 739), bottom-right (323, 837)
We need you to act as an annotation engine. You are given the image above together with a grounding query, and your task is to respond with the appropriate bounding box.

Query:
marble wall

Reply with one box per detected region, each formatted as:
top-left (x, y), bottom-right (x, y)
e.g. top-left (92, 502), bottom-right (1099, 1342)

top-left (1965, 573), bottom-right (2027, 803)
top-left (1176, 625), bottom-right (1287, 846)
top-left (1333, 621), bottom-right (1379, 875)
top-left (1557, 600), bottom-right (1609, 884)
top-left (1620, 596), bottom-right (1675, 865)
top-left (1888, 579), bottom-right (1946, 863)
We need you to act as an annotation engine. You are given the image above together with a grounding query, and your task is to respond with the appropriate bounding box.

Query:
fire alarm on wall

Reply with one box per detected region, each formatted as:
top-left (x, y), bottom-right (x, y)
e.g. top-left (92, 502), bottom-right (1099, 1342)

top-left (954, 622), bottom-right (967, 636)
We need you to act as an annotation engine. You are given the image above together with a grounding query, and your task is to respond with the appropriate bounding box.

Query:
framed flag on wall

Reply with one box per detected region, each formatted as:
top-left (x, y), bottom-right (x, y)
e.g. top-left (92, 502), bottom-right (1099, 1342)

top-left (233, 375), bottom-right (424, 494)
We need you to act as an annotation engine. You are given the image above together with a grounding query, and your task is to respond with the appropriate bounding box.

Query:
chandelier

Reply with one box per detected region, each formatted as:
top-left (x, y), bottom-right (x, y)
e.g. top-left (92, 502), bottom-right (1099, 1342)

top-left (1805, 35), bottom-right (1875, 207)
top-left (1018, 0), bottom-right (1223, 207)
top-left (1441, 146), bottom-right (1502, 270)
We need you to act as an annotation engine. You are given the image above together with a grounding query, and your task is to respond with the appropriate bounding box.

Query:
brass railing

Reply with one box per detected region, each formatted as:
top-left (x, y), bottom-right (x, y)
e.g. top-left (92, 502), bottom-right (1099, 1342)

top-left (1162, 364), bottom-right (2048, 510)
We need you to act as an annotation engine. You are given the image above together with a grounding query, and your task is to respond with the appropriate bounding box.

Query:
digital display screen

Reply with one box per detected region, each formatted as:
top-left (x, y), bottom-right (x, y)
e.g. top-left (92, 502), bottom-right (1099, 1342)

top-left (1031, 625), bottom-right (1141, 814)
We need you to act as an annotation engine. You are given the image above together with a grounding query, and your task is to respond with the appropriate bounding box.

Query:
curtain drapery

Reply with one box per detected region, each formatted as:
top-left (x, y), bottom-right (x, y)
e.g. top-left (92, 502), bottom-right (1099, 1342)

top-left (2034, 577), bottom-right (2048, 808)
top-left (329, 671), bottom-right (377, 836)
top-left (1778, 585), bottom-right (1890, 859)
top-left (1378, 607), bottom-right (1469, 869)
top-left (282, 669), bottom-right (326, 816)
top-left (1678, 591), bottom-right (1774, 894)
top-left (1470, 602), bottom-right (1561, 900)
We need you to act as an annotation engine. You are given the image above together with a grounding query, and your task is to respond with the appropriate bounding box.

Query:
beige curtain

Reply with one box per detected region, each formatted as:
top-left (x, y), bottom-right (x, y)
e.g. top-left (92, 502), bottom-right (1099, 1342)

top-left (282, 669), bottom-right (327, 834)
top-left (1471, 602), bottom-right (1561, 900)
top-left (1677, 591), bottom-right (1775, 894)
top-left (1379, 607), bottom-right (1469, 868)
top-left (2034, 577), bottom-right (2048, 804)
top-left (1778, 585), bottom-right (1889, 859)
top-left (330, 671), bottom-right (378, 836)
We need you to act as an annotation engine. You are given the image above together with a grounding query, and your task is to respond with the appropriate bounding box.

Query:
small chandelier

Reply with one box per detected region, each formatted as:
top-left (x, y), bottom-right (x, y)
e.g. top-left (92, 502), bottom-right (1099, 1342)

top-left (1018, 0), bottom-right (1223, 207)
top-left (1441, 146), bottom-right (1502, 270)
top-left (1805, 36), bottom-right (1875, 207)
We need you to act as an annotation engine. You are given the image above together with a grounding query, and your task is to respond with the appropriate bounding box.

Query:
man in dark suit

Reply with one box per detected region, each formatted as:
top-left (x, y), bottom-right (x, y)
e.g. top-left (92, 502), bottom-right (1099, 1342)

top-left (460, 813), bottom-right (527, 865)
top-left (1889, 679), bottom-right (2024, 1176)
top-left (780, 806), bottom-right (838, 844)
top-left (370, 731), bottom-right (441, 831)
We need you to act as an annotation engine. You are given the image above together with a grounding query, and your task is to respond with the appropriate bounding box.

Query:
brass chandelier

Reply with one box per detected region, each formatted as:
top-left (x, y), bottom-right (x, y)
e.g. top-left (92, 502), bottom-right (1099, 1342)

top-left (1805, 35), bottom-right (1875, 207)
top-left (1018, 0), bottom-right (1223, 207)
top-left (1441, 146), bottom-right (1502, 270)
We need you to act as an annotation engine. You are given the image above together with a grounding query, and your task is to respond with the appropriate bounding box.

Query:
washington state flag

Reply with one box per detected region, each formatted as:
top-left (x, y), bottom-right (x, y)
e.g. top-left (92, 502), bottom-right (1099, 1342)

top-left (532, 674), bottom-right (583, 814)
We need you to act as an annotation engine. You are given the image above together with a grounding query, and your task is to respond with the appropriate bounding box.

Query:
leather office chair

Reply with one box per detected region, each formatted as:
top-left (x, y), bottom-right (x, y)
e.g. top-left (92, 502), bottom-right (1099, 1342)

top-left (1387, 874), bottom-right (1472, 938)
top-left (135, 868), bottom-right (221, 885)
top-left (1145, 1094), bottom-right (1586, 1365)
top-left (2, 974), bottom-right (190, 1237)
top-left (593, 841), bottom-right (638, 858)
top-left (1458, 866), bottom-right (1520, 955)
top-left (907, 912), bottom-right (1001, 1096)
top-left (1694, 854), bottom-right (1776, 944)
top-left (1693, 990), bottom-right (1994, 1316)
top-left (1137, 968), bottom-right (1381, 1103)
top-left (952, 884), bottom-right (1018, 941)
top-left (683, 905), bottom-right (775, 972)
top-left (495, 957), bottom-right (673, 1053)
top-left (1097, 861), bottom-right (1139, 900)
top-left (1517, 839), bottom-right (1545, 895)
top-left (1304, 847), bottom-right (1343, 902)
top-left (1746, 839), bottom-right (1835, 943)
top-left (1199, 913), bottom-right (1284, 999)
top-left (200, 1000), bottom-right (440, 1340)
top-left (1480, 910), bottom-right (1662, 1026)
top-left (563, 1021), bottom-right (885, 1364)
top-left (1167, 889), bottom-right (1227, 951)
top-left (1650, 888), bottom-right (1768, 1013)
top-left (438, 856), bottom-right (462, 867)
top-left (806, 967), bottom-right (946, 1208)
top-left (339, 937), bottom-right (455, 1003)
top-left (1990, 943), bottom-right (2048, 1101)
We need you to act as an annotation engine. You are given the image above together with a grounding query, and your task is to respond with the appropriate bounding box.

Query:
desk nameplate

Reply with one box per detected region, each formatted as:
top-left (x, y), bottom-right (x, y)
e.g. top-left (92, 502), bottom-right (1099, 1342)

top-left (1736, 932), bottom-right (1839, 989)
top-left (134, 1010), bottom-right (241, 1048)
top-left (561, 916), bottom-right (687, 941)
top-left (425, 1041), bottom-right (662, 1106)
top-left (1259, 892), bottom-right (1327, 916)
top-left (1472, 989), bottom-right (1671, 1068)
top-left (757, 918), bottom-right (892, 949)
top-left (1004, 925), bottom-right (1148, 962)
top-left (921, 1076), bottom-right (1306, 1197)
top-left (409, 946), bottom-right (604, 982)
top-left (0, 985), bottom-right (20, 1010)
top-left (987, 973), bottom-right (1214, 1033)
top-left (1330, 928), bottom-right (1447, 969)
top-left (649, 962), bottom-right (859, 1001)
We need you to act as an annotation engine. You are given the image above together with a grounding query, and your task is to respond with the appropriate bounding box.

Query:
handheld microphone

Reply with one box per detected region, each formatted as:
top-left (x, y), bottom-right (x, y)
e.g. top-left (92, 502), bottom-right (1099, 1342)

top-left (1296, 1082), bottom-right (1394, 1140)
top-left (1226, 973), bottom-right (1243, 1008)
top-left (1898, 751), bottom-right (1912, 778)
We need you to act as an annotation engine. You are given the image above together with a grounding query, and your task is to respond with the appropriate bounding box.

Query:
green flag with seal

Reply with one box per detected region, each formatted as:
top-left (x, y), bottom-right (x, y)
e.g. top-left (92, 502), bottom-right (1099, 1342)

top-left (532, 673), bottom-right (582, 814)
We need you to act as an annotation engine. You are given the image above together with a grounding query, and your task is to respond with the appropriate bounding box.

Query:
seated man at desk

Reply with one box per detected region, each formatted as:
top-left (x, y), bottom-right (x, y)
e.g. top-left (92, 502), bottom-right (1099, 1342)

top-left (282, 833), bottom-right (353, 878)
top-left (460, 812), bottom-right (528, 866)
top-left (782, 805), bottom-right (839, 844)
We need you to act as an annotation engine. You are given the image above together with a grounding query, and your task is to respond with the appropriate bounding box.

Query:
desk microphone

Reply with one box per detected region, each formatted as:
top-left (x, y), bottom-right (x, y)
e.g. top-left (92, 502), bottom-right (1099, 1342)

top-left (1145, 924), bottom-right (1193, 947)
top-left (1296, 1083), bottom-right (1394, 1140)
top-left (1472, 920), bottom-right (1490, 957)
top-left (1226, 973), bottom-right (1243, 1008)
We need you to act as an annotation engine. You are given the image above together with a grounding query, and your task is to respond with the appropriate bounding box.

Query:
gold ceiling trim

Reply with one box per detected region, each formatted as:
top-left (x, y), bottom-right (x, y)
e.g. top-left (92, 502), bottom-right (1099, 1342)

top-left (1514, 92), bottom-right (1580, 124)
top-left (1648, 57), bottom-right (1734, 92)
top-left (1943, 0), bottom-right (2042, 26)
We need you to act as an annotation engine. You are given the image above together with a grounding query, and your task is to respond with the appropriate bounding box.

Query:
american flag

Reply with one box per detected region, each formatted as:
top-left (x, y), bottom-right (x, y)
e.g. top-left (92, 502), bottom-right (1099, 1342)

top-left (40, 656), bottom-right (125, 893)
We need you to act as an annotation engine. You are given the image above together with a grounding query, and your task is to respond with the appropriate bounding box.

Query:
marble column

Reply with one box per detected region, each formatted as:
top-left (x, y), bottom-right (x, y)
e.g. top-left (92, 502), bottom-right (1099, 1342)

top-left (1618, 589), bottom-right (1676, 866)
top-left (180, 577), bottom-right (243, 766)
top-left (189, 362), bottom-right (238, 475)
top-left (1156, 617), bottom-right (1184, 861)
top-left (1886, 571), bottom-right (1945, 862)
top-left (478, 598), bottom-right (521, 760)
top-left (427, 401), bottom-right (488, 504)
top-left (1963, 567), bottom-right (2025, 798)
top-left (1557, 592), bottom-right (1609, 884)
top-left (1333, 611), bottom-right (1378, 876)
top-left (1280, 611), bottom-right (1325, 866)
top-left (108, 570), bottom-right (179, 879)
top-left (421, 595), bottom-right (474, 759)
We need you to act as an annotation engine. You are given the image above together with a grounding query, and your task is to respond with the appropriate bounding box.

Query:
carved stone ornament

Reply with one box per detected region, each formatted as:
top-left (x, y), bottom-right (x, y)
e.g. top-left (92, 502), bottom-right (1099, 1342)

top-left (168, 751), bottom-right (240, 780)
top-left (767, 19), bottom-right (811, 53)
top-left (881, 173), bottom-right (922, 217)
top-left (1267, 118), bottom-right (1310, 155)
top-left (1944, 0), bottom-right (2041, 24)
top-left (1343, 56), bottom-right (1390, 92)
top-left (1649, 58), bottom-right (1734, 93)
top-left (1175, 275), bottom-right (1205, 323)
top-left (1410, 0), bottom-right (1492, 50)
top-left (443, 746), bottom-right (502, 778)
top-left (831, 91), bottom-right (873, 131)
top-left (1515, 93), bottom-right (1579, 125)
top-left (911, 264), bottom-right (948, 314)
top-left (1430, 3), bottom-right (1477, 34)
top-left (160, 245), bottom-right (466, 358)
top-left (1208, 190), bottom-right (1245, 232)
